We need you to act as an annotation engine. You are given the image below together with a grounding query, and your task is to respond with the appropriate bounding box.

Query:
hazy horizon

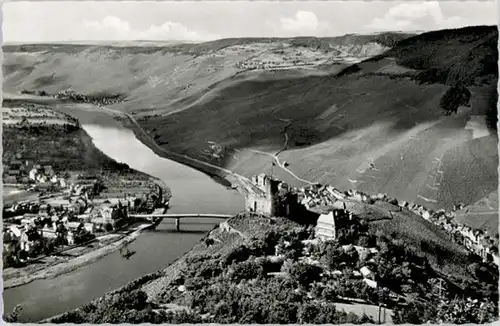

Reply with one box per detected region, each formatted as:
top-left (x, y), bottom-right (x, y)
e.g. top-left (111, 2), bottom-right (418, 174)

top-left (3, 1), bottom-right (496, 43)
top-left (4, 26), bottom-right (498, 46)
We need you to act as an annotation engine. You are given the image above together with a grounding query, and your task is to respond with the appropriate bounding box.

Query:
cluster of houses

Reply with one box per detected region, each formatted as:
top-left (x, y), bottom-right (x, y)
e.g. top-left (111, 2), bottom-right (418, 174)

top-left (3, 171), bottom-right (170, 266)
top-left (272, 229), bottom-right (384, 293)
top-left (3, 195), bottom-right (137, 266)
top-left (3, 156), bottom-right (68, 188)
top-left (28, 164), bottom-right (67, 188)
top-left (296, 183), bottom-right (499, 266)
top-left (2, 104), bottom-right (79, 127)
top-left (54, 90), bottom-right (123, 106)
top-left (246, 174), bottom-right (499, 267)
top-left (235, 60), bottom-right (316, 71)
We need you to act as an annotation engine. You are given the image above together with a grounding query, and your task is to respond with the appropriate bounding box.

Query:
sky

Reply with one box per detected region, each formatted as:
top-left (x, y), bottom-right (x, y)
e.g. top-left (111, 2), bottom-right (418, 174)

top-left (2, 1), bottom-right (498, 43)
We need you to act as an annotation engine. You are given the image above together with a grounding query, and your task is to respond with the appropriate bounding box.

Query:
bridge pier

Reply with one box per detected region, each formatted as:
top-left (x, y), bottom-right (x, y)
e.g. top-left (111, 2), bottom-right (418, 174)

top-left (175, 218), bottom-right (180, 232)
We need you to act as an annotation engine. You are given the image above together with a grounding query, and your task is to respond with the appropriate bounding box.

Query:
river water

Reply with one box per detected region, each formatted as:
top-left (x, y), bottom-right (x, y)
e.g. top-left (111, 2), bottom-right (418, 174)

top-left (2, 108), bottom-right (244, 322)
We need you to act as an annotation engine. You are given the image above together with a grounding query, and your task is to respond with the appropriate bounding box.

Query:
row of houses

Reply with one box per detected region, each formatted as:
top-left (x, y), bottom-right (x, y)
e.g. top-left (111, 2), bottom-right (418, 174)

top-left (296, 182), bottom-right (499, 265)
top-left (246, 175), bottom-right (498, 266)
top-left (3, 197), bottom-right (132, 263)
top-left (3, 156), bottom-right (69, 187)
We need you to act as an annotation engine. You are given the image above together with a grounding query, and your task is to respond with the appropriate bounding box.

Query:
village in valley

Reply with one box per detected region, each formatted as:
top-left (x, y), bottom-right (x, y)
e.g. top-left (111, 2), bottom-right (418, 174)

top-left (238, 173), bottom-right (500, 311)
top-left (2, 104), bottom-right (171, 276)
top-left (2, 102), bottom-right (498, 323)
top-left (246, 173), bottom-right (499, 269)
top-left (2, 1), bottom-right (499, 322)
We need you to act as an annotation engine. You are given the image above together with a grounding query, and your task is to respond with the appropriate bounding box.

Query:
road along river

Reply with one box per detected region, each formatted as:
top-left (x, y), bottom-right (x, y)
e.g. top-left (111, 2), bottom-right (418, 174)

top-left (2, 103), bottom-right (244, 322)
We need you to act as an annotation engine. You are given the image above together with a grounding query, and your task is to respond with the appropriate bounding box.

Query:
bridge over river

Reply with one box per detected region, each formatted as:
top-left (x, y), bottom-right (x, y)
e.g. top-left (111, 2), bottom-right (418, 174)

top-left (129, 213), bottom-right (233, 231)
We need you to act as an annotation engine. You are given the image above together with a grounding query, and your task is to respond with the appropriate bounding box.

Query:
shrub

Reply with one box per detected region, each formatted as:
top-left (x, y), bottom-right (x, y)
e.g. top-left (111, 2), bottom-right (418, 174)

top-left (485, 86), bottom-right (498, 132)
top-left (439, 84), bottom-right (471, 115)
top-left (288, 262), bottom-right (322, 288)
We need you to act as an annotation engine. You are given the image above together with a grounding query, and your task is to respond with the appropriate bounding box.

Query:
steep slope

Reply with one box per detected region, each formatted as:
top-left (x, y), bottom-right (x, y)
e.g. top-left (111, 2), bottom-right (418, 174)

top-left (3, 27), bottom-right (497, 233)
top-left (136, 26), bottom-right (498, 232)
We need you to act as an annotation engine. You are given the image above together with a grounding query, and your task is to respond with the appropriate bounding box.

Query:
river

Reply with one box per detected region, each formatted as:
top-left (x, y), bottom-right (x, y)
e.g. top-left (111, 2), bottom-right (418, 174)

top-left (2, 106), bottom-right (244, 322)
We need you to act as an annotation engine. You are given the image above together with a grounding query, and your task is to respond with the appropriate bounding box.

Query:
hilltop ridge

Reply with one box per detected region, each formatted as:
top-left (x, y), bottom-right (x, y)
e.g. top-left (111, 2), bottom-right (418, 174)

top-left (3, 25), bottom-right (499, 325)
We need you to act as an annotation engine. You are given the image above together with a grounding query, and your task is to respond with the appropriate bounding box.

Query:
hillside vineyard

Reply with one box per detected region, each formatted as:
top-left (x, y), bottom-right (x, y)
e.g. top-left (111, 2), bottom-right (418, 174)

top-left (2, 1), bottom-right (499, 324)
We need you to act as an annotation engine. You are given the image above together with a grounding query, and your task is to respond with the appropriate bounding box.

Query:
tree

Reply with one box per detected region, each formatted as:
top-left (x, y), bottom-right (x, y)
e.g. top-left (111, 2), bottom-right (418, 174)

top-left (358, 312), bottom-right (375, 324)
top-left (3, 305), bottom-right (22, 323)
top-left (433, 297), bottom-right (498, 324)
top-left (485, 86), bottom-right (498, 132)
top-left (392, 301), bottom-right (436, 324)
top-left (297, 303), bottom-right (321, 323)
top-left (229, 260), bottom-right (264, 281)
top-left (225, 245), bottom-right (251, 265)
top-left (320, 241), bottom-right (344, 269)
top-left (439, 84), bottom-right (471, 115)
top-left (43, 238), bottom-right (56, 255)
top-left (357, 235), bottom-right (371, 247)
top-left (115, 290), bottom-right (148, 310)
top-left (267, 301), bottom-right (298, 323)
top-left (288, 262), bottom-right (322, 288)
top-left (321, 286), bottom-right (338, 301)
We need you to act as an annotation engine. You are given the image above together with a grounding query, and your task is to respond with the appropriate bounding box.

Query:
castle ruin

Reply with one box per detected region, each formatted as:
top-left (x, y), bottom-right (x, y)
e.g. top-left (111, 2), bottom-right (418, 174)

top-left (245, 173), bottom-right (298, 217)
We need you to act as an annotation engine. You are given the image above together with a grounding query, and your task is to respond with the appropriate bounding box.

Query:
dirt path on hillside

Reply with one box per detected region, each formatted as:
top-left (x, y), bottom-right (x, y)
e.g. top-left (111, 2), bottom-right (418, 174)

top-left (249, 148), bottom-right (314, 186)
top-left (247, 117), bottom-right (316, 186)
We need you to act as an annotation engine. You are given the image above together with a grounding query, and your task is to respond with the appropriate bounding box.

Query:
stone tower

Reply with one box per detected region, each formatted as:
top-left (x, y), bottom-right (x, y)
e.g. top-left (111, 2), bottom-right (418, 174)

top-left (246, 173), bottom-right (281, 216)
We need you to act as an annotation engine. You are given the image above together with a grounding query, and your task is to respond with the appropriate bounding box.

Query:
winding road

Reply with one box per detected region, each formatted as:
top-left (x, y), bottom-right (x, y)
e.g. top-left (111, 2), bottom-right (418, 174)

top-left (248, 118), bottom-right (315, 186)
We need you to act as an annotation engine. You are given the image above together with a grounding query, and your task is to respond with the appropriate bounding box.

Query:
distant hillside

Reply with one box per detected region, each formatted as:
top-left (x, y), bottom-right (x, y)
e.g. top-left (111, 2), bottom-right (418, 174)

top-left (136, 26), bottom-right (498, 232)
top-left (3, 26), bottom-right (497, 234)
top-left (363, 25), bottom-right (498, 86)
top-left (2, 32), bottom-right (411, 55)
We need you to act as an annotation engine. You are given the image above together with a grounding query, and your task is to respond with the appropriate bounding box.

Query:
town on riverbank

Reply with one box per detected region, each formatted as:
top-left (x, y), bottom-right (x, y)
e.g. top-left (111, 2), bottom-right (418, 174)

top-left (40, 173), bottom-right (499, 324)
top-left (3, 4), bottom-right (499, 324)
top-left (2, 102), bottom-right (172, 287)
top-left (3, 96), bottom-right (497, 324)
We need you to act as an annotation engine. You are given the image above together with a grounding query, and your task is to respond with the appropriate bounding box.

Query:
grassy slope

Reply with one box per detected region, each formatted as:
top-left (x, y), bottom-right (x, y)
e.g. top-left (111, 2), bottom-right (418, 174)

top-left (139, 26), bottom-right (498, 232)
top-left (2, 27), bottom-right (497, 235)
top-left (2, 33), bottom-right (406, 117)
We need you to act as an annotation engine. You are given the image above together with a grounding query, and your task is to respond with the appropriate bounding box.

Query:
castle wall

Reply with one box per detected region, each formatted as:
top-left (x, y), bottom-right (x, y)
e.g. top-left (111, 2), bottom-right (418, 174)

top-left (245, 174), bottom-right (299, 217)
top-left (245, 192), bottom-right (273, 216)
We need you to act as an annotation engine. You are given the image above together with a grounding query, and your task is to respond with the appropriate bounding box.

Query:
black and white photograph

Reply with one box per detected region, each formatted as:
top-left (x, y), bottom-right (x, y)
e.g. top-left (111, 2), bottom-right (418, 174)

top-left (1, 0), bottom-right (499, 324)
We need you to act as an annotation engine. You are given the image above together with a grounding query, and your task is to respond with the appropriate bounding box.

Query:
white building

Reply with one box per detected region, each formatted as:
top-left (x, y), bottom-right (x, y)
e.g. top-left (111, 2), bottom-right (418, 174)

top-left (29, 168), bottom-right (38, 181)
top-left (315, 211), bottom-right (337, 241)
top-left (67, 231), bottom-right (75, 245)
top-left (66, 221), bottom-right (81, 231)
top-left (84, 223), bottom-right (96, 234)
top-left (360, 266), bottom-right (375, 279)
top-left (42, 227), bottom-right (57, 239)
top-left (100, 206), bottom-right (113, 222)
top-left (363, 278), bottom-right (378, 289)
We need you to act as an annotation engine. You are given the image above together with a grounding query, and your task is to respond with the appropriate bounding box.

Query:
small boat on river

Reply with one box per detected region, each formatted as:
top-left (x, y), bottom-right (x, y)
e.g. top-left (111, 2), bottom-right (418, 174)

top-left (120, 247), bottom-right (136, 259)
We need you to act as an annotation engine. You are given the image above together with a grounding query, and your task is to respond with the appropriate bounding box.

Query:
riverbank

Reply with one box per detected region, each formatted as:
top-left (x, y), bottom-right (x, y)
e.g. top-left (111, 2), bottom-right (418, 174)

top-left (43, 214), bottom-right (249, 323)
top-left (2, 95), bottom-right (244, 322)
top-left (119, 115), bottom-right (238, 190)
top-left (3, 224), bottom-right (153, 289)
top-left (3, 94), bottom-right (237, 191)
